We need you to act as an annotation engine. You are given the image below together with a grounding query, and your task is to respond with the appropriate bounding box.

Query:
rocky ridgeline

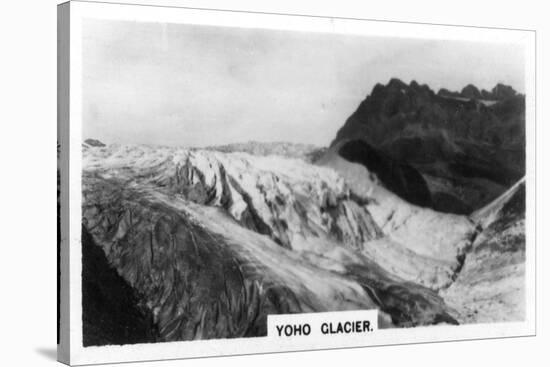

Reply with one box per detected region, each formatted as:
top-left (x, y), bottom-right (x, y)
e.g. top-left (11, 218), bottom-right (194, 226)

top-left (332, 78), bottom-right (525, 214)
top-left (438, 82), bottom-right (519, 101)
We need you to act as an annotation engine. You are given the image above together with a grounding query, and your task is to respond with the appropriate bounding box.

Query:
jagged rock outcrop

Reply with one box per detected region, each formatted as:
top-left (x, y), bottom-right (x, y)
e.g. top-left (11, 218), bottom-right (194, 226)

top-left (332, 78), bottom-right (525, 214)
top-left (82, 144), bottom-right (465, 343)
top-left (438, 82), bottom-right (518, 102)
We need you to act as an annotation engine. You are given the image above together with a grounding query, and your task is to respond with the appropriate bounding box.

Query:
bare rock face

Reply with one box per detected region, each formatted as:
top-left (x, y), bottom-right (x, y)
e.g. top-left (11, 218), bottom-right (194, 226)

top-left (332, 78), bottom-right (525, 214)
top-left (82, 144), bottom-right (463, 343)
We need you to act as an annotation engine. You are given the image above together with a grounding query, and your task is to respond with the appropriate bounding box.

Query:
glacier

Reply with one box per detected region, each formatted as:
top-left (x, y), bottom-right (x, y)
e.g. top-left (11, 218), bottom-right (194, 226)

top-left (81, 142), bottom-right (525, 345)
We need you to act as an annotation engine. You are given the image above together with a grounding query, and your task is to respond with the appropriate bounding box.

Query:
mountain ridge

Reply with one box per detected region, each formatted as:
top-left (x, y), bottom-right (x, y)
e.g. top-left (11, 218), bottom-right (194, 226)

top-left (331, 78), bottom-right (525, 214)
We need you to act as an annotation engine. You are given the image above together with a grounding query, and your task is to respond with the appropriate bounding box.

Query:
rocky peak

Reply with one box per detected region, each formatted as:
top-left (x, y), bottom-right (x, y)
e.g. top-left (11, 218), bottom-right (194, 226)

top-left (331, 78), bottom-right (525, 214)
top-left (460, 84), bottom-right (482, 99)
top-left (437, 88), bottom-right (459, 98)
top-left (491, 83), bottom-right (517, 100)
top-left (372, 78), bottom-right (434, 97)
top-left (386, 77), bottom-right (409, 90)
top-left (437, 83), bottom-right (518, 101)
top-left (360, 78), bottom-right (436, 119)
top-left (84, 138), bottom-right (106, 147)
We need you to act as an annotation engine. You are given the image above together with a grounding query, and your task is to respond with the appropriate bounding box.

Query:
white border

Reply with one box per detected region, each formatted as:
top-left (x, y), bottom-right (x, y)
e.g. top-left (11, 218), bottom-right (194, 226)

top-left (66, 1), bottom-right (536, 365)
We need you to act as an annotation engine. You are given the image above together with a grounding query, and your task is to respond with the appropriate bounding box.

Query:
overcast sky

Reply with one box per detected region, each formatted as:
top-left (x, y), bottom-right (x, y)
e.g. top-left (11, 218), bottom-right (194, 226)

top-left (82, 18), bottom-right (525, 147)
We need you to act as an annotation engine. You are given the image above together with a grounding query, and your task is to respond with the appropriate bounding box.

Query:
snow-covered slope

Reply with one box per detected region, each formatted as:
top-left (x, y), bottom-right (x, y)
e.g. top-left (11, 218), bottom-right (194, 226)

top-left (318, 140), bottom-right (477, 289)
top-left (318, 140), bottom-right (526, 324)
top-left (441, 179), bottom-right (526, 323)
top-left (84, 144), bottom-right (382, 253)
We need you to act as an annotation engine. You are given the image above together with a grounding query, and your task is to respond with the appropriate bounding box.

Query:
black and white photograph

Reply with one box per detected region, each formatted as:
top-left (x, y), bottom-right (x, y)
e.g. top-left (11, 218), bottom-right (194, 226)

top-left (54, 1), bottom-right (537, 365)
top-left (80, 14), bottom-right (527, 339)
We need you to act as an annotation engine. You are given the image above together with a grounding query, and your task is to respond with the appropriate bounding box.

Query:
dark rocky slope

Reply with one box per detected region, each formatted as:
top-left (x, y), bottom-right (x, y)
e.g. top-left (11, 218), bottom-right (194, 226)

top-left (338, 140), bottom-right (432, 208)
top-left (332, 78), bottom-right (525, 214)
top-left (82, 225), bottom-right (158, 346)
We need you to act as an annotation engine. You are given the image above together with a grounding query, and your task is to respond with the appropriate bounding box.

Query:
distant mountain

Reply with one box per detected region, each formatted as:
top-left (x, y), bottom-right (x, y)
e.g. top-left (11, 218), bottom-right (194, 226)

top-left (205, 141), bottom-right (326, 163)
top-left (331, 78), bottom-right (525, 214)
top-left (83, 138), bottom-right (106, 148)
